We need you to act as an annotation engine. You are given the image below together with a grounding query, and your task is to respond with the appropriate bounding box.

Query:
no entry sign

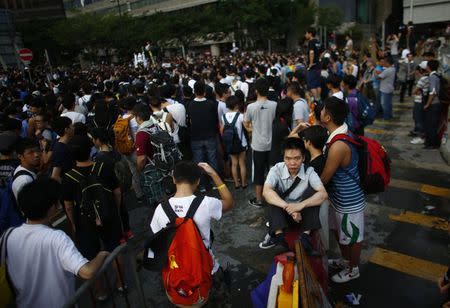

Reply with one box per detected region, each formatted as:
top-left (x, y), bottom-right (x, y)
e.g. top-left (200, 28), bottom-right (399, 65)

top-left (19, 48), bottom-right (33, 63)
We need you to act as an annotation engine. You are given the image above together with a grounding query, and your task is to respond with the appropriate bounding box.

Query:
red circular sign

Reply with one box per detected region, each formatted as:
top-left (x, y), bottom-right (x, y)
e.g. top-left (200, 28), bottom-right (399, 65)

top-left (19, 48), bottom-right (33, 62)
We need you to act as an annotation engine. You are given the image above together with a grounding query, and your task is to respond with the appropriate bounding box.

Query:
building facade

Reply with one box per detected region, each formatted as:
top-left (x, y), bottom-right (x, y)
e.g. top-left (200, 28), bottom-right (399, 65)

top-left (0, 0), bottom-right (65, 22)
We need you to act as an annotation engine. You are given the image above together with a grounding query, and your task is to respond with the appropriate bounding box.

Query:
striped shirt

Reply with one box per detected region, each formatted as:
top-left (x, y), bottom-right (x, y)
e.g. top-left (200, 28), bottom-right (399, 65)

top-left (328, 140), bottom-right (366, 214)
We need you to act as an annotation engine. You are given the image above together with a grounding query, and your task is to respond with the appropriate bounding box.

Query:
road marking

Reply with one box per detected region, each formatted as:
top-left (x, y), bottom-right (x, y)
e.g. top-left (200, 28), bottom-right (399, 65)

top-left (365, 128), bottom-right (396, 135)
top-left (369, 247), bottom-right (448, 282)
top-left (389, 211), bottom-right (449, 231)
top-left (373, 120), bottom-right (411, 127)
top-left (390, 178), bottom-right (450, 199)
top-left (51, 214), bottom-right (67, 227)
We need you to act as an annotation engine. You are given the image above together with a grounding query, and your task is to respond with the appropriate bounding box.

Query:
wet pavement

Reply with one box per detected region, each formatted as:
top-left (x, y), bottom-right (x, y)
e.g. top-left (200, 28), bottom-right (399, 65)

top-left (68, 94), bottom-right (450, 307)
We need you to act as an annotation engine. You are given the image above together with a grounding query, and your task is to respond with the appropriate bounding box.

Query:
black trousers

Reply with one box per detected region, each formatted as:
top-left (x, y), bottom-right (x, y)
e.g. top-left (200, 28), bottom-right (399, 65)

top-left (400, 80), bottom-right (414, 101)
top-left (424, 104), bottom-right (442, 147)
top-left (268, 204), bottom-right (321, 235)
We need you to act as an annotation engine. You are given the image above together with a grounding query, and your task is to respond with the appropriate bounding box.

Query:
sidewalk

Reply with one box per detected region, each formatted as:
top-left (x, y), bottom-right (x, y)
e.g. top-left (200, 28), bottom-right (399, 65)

top-left (440, 125), bottom-right (450, 165)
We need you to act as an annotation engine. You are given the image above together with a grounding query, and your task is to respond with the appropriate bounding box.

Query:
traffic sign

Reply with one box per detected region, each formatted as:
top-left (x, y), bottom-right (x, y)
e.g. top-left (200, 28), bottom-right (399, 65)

top-left (19, 48), bottom-right (33, 63)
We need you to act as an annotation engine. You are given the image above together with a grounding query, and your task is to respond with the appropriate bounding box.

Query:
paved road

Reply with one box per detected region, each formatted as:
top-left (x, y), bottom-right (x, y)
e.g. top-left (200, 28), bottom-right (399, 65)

top-left (68, 94), bottom-right (450, 307)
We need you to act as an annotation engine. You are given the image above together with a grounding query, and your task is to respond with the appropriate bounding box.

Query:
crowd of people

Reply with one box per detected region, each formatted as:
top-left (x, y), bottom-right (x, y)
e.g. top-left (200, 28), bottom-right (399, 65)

top-left (0, 25), bottom-right (448, 307)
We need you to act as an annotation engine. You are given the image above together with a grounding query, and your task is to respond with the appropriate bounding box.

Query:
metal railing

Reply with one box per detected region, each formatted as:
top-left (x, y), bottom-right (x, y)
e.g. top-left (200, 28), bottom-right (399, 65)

top-left (63, 231), bottom-right (150, 308)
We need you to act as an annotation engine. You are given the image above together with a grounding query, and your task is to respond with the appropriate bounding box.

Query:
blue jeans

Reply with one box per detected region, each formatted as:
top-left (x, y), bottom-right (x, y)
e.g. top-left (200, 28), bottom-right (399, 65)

top-left (191, 137), bottom-right (219, 172)
top-left (380, 92), bottom-right (393, 120)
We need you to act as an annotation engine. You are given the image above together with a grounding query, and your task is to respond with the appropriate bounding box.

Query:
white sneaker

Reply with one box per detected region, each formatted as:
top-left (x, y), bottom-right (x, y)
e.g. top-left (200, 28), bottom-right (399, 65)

top-left (410, 137), bottom-right (425, 145)
top-left (266, 221), bottom-right (270, 228)
top-left (331, 267), bottom-right (360, 283)
top-left (328, 258), bottom-right (349, 270)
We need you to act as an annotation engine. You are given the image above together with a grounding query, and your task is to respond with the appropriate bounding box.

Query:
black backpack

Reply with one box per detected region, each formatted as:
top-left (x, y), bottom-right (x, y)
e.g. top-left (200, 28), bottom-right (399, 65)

top-left (138, 124), bottom-right (182, 173)
top-left (65, 163), bottom-right (115, 226)
top-left (222, 113), bottom-right (244, 155)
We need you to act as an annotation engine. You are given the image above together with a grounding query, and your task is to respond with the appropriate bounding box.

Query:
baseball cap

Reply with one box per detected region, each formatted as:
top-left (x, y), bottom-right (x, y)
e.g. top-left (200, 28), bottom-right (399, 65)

top-left (419, 61), bottom-right (428, 70)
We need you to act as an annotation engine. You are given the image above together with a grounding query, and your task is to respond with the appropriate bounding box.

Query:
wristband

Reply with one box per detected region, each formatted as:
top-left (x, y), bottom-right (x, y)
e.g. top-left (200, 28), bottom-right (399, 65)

top-left (216, 184), bottom-right (226, 190)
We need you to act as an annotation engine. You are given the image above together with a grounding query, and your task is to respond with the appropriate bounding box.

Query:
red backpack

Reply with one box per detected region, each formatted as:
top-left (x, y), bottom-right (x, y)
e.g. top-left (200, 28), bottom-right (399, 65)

top-left (328, 134), bottom-right (391, 194)
top-left (160, 196), bottom-right (213, 307)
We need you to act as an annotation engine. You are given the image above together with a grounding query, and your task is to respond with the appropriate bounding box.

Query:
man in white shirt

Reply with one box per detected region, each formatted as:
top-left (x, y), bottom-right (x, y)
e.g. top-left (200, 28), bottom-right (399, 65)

top-left (287, 82), bottom-right (310, 129)
top-left (240, 69), bottom-right (255, 101)
top-left (6, 178), bottom-right (108, 308)
top-left (150, 161), bottom-right (234, 273)
top-left (61, 93), bottom-right (86, 124)
top-left (11, 138), bottom-right (41, 201)
top-left (215, 82), bottom-right (231, 122)
top-left (77, 83), bottom-right (92, 115)
top-left (326, 75), bottom-right (344, 100)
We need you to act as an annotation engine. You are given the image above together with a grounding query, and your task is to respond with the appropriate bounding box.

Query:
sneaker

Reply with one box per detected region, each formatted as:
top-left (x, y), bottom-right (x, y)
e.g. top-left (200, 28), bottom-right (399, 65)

top-left (266, 221), bottom-right (270, 228)
top-left (248, 198), bottom-right (263, 208)
top-left (410, 137), bottom-right (425, 144)
top-left (331, 267), bottom-right (360, 283)
top-left (408, 131), bottom-right (418, 137)
top-left (328, 258), bottom-right (349, 270)
top-left (258, 233), bottom-right (287, 249)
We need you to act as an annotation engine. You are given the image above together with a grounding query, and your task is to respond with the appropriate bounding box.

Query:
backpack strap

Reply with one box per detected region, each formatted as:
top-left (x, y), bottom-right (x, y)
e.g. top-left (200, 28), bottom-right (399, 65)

top-left (1, 227), bottom-right (17, 299)
top-left (327, 133), bottom-right (360, 149)
top-left (91, 162), bottom-right (104, 177)
top-left (12, 170), bottom-right (33, 182)
top-left (185, 195), bottom-right (205, 219)
top-left (230, 112), bottom-right (240, 126)
top-left (280, 177), bottom-right (301, 200)
top-left (65, 168), bottom-right (86, 185)
top-left (161, 201), bottom-right (178, 222)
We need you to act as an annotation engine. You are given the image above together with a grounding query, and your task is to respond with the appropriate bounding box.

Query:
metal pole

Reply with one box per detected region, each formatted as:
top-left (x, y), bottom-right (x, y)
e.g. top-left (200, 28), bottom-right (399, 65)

top-left (409, 0), bottom-right (414, 22)
top-left (382, 21), bottom-right (385, 51)
top-left (116, 0), bottom-right (122, 16)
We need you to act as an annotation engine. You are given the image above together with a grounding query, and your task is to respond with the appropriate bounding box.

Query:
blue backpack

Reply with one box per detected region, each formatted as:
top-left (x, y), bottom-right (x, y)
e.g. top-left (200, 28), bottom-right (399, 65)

top-left (222, 113), bottom-right (244, 155)
top-left (0, 171), bottom-right (30, 235)
top-left (348, 91), bottom-right (375, 127)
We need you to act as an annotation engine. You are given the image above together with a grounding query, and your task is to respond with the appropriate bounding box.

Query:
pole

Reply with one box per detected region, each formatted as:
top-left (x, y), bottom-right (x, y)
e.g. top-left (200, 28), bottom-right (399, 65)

top-left (116, 0), bottom-right (122, 16)
top-left (409, 0), bottom-right (414, 22)
top-left (381, 21), bottom-right (385, 51)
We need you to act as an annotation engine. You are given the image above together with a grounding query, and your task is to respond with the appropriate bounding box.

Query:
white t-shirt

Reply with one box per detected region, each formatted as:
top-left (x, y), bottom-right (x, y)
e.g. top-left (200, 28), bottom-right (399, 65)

top-left (221, 111), bottom-right (248, 148)
top-left (12, 166), bottom-right (36, 201)
top-left (332, 91), bottom-right (344, 100)
top-left (240, 80), bottom-right (253, 99)
top-left (230, 80), bottom-right (243, 95)
top-left (123, 113), bottom-right (139, 138)
top-left (217, 100), bottom-right (229, 123)
top-left (292, 98), bottom-right (310, 129)
top-left (150, 195), bottom-right (223, 273)
top-left (7, 224), bottom-right (88, 308)
top-left (61, 111), bottom-right (86, 124)
top-left (76, 95), bottom-right (91, 115)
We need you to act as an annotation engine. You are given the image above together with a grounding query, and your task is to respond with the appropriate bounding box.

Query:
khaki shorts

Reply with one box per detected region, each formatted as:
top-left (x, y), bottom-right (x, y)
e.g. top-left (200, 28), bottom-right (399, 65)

top-left (329, 207), bottom-right (364, 245)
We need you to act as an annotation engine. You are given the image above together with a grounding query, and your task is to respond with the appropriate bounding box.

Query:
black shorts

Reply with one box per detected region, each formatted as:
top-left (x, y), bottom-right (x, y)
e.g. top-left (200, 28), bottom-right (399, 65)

top-left (76, 221), bottom-right (122, 260)
top-left (252, 150), bottom-right (270, 185)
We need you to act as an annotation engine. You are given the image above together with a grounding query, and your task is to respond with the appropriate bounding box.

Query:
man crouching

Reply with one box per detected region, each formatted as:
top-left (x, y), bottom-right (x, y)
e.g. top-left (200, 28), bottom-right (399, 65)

top-left (259, 137), bottom-right (328, 254)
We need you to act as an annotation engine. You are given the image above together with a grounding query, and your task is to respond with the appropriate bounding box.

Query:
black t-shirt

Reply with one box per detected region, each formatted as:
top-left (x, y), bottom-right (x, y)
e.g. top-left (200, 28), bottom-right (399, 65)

top-left (187, 98), bottom-right (219, 141)
top-left (62, 163), bottom-right (119, 204)
top-left (51, 142), bottom-right (74, 175)
top-left (307, 155), bottom-right (326, 177)
top-left (270, 118), bottom-right (290, 166)
top-left (307, 38), bottom-right (321, 68)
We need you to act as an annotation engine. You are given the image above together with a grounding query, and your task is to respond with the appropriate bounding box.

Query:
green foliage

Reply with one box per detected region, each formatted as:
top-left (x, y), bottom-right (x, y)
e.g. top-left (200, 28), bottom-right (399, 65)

top-left (317, 5), bottom-right (344, 31)
top-left (18, 0), bottom-right (344, 63)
